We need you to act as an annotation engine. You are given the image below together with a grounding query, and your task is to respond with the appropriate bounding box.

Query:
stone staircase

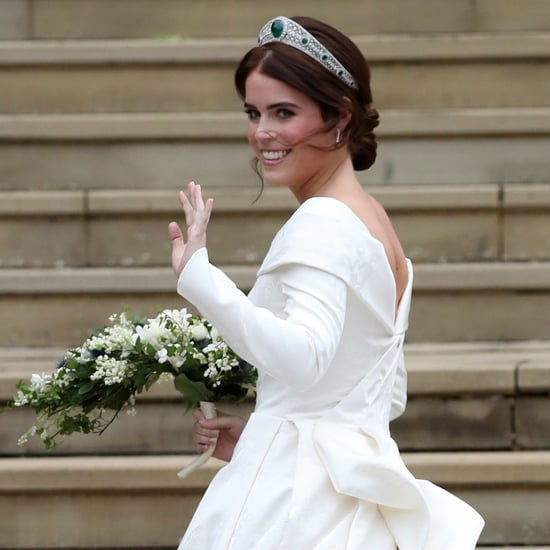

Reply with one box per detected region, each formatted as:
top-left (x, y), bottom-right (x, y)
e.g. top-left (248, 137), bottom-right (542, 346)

top-left (2, 342), bottom-right (550, 548)
top-left (1, 1), bottom-right (550, 548)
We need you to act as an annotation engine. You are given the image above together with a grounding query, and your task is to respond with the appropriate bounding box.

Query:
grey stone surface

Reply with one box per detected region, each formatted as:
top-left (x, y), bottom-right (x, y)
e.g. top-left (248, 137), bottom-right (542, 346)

top-left (2, 135), bottom-right (550, 192)
top-left (471, 489), bottom-right (550, 545)
top-left (516, 396), bottom-right (550, 449)
top-left (30, 0), bottom-right (550, 38)
top-left (0, 0), bottom-right (28, 40)
top-left (1, 57), bottom-right (549, 113)
top-left (1, 452), bottom-right (548, 547)
top-left (392, 396), bottom-right (513, 450)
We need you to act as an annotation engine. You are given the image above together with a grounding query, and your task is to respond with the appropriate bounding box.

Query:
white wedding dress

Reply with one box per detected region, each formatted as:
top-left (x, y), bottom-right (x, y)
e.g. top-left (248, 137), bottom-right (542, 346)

top-left (176, 197), bottom-right (484, 549)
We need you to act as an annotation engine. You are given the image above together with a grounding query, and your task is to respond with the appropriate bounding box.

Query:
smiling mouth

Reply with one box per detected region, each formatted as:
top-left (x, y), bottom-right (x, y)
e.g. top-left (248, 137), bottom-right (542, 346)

top-left (261, 150), bottom-right (290, 161)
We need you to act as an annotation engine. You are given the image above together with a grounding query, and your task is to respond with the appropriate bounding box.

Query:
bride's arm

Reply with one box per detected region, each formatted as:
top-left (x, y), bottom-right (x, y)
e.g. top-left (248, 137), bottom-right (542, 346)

top-left (169, 182), bottom-right (347, 391)
top-left (177, 248), bottom-right (346, 391)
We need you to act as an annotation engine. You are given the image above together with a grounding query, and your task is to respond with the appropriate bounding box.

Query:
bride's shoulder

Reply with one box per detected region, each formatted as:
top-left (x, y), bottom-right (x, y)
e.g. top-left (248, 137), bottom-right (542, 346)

top-left (258, 197), bottom-right (377, 279)
top-left (288, 196), bottom-right (368, 233)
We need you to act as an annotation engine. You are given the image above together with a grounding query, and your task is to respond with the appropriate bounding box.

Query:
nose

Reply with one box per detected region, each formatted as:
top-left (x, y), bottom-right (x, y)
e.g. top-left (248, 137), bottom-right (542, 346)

top-left (254, 118), bottom-right (274, 142)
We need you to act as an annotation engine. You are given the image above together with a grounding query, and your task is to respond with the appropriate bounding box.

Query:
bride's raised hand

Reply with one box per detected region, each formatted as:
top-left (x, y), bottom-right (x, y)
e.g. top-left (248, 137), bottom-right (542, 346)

top-left (168, 181), bottom-right (214, 277)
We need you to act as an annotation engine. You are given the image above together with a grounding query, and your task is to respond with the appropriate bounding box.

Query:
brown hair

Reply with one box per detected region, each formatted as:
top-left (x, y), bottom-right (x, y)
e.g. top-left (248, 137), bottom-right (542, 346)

top-left (234, 16), bottom-right (379, 171)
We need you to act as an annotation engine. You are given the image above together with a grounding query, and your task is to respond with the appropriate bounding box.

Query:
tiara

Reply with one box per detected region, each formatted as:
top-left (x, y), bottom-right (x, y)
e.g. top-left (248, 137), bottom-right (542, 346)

top-left (257, 16), bottom-right (358, 90)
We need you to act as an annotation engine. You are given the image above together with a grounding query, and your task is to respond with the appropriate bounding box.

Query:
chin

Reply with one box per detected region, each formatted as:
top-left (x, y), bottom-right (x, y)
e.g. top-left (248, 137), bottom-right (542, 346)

top-left (261, 170), bottom-right (286, 188)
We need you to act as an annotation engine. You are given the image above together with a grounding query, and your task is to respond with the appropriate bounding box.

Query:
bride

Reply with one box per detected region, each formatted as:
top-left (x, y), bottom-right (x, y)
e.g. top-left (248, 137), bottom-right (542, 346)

top-left (169, 15), bottom-right (484, 550)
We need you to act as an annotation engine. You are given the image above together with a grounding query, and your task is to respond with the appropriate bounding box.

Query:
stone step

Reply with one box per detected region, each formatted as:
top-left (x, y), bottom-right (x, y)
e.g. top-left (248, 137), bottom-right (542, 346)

top-left (1, 262), bottom-right (550, 346)
top-left (2, 342), bottom-right (549, 456)
top-left (3, 0), bottom-right (550, 40)
top-left (1, 182), bottom-right (550, 269)
top-left (1, 33), bottom-right (549, 112)
top-left (1, 109), bottom-right (549, 190)
top-left (0, 451), bottom-right (549, 547)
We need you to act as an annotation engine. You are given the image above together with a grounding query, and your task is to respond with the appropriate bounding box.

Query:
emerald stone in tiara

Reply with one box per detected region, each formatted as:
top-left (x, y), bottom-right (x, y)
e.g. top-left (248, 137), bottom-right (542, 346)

top-left (257, 16), bottom-right (359, 90)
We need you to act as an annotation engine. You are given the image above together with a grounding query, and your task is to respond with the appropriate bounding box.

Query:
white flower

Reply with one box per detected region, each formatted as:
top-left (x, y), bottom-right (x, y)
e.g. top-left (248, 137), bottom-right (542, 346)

top-left (167, 355), bottom-right (185, 368)
top-left (13, 391), bottom-right (28, 407)
top-left (135, 319), bottom-right (167, 350)
top-left (77, 348), bottom-right (96, 363)
top-left (125, 396), bottom-right (137, 416)
top-left (53, 368), bottom-right (72, 388)
top-left (29, 373), bottom-right (51, 392)
top-left (156, 348), bottom-right (169, 363)
top-left (163, 308), bottom-right (190, 325)
top-left (202, 342), bottom-right (217, 354)
top-left (190, 323), bottom-right (209, 341)
top-left (30, 373), bottom-right (44, 385)
top-left (90, 356), bottom-right (134, 385)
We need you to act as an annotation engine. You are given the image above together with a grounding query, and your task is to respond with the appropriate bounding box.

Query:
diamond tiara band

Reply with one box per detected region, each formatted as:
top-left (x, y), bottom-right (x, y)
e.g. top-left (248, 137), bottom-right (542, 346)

top-left (257, 16), bottom-right (359, 90)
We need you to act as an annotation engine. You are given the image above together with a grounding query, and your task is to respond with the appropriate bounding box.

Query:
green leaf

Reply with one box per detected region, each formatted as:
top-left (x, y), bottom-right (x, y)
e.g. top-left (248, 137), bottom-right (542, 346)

top-left (144, 373), bottom-right (161, 391)
top-left (134, 337), bottom-right (143, 354)
top-left (77, 381), bottom-right (95, 395)
top-left (146, 343), bottom-right (156, 358)
top-left (173, 373), bottom-right (213, 406)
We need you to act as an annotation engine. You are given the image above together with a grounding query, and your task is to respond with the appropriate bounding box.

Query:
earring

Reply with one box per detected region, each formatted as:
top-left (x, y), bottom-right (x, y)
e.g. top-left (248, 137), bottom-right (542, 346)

top-left (335, 128), bottom-right (341, 145)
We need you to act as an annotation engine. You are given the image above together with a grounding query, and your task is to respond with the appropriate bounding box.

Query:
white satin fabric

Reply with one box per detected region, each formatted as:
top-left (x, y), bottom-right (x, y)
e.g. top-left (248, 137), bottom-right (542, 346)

top-left (177, 197), bottom-right (484, 549)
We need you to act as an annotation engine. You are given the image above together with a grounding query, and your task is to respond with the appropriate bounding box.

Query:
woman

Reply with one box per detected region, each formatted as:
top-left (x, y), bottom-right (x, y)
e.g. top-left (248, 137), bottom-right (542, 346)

top-left (169, 15), bottom-right (484, 550)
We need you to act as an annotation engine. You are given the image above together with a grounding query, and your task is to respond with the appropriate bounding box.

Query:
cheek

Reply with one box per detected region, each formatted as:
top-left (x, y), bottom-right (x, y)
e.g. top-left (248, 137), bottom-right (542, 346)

top-left (283, 120), bottom-right (308, 141)
top-left (288, 120), bottom-right (327, 148)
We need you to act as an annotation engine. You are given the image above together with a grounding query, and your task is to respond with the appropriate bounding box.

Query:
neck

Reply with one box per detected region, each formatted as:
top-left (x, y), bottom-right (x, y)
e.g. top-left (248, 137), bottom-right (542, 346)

top-left (291, 155), bottom-right (360, 204)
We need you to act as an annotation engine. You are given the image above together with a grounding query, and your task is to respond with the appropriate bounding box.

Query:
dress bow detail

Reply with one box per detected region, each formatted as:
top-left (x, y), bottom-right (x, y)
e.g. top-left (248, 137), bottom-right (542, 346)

top-left (309, 348), bottom-right (485, 550)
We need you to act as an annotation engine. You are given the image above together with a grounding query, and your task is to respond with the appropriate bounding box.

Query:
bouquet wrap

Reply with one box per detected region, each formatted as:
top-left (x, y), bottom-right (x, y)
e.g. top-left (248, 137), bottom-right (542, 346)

top-left (177, 401), bottom-right (217, 479)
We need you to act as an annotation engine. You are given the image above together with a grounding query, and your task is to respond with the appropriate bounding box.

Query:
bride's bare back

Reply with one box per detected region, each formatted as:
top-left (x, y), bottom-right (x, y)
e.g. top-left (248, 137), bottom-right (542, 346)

top-left (338, 189), bottom-right (408, 310)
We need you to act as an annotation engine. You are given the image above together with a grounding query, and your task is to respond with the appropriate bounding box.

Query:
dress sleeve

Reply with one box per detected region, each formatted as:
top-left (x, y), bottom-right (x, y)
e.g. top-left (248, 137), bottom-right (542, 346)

top-left (177, 247), bottom-right (347, 391)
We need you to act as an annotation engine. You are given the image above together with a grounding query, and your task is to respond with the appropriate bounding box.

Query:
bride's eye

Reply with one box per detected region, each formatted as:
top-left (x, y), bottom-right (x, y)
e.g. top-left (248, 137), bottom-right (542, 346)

top-left (244, 109), bottom-right (260, 120)
top-left (278, 109), bottom-right (295, 119)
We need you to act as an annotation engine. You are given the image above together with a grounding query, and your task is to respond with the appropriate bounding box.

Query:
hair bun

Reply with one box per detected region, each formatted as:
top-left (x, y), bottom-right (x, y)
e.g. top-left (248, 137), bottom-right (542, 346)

top-left (350, 106), bottom-right (379, 171)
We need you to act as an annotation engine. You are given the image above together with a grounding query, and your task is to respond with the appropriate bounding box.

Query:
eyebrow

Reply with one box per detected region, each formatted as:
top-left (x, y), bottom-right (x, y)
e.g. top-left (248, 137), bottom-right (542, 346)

top-left (243, 101), bottom-right (300, 110)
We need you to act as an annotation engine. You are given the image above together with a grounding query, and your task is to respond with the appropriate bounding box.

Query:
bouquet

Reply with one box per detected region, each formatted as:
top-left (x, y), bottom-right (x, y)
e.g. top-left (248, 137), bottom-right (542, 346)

top-left (11, 308), bottom-right (257, 476)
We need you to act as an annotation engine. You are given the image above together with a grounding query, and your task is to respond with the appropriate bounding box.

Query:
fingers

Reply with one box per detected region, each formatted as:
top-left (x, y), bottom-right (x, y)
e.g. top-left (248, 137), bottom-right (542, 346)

top-left (196, 442), bottom-right (211, 453)
top-left (178, 182), bottom-right (200, 213)
top-left (192, 181), bottom-right (205, 210)
top-left (203, 416), bottom-right (239, 430)
top-left (192, 185), bottom-right (214, 222)
top-left (194, 421), bottom-right (219, 450)
top-left (196, 424), bottom-right (219, 441)
top-left (193, 408), bottom-right (217, 448)
top-left (179, 182), bottom-right (213, 223)
top-left (192, 409), bottom-right (206, 422)
top-left (178, 189), bottom-right (193, 225)
top-left (168, 221), bottom-right (186, 276)
top-left (193, 412), bottom-right (232, 445)
top-left (167, 221), bottom-right (184, 244)
top-left (170, 181), bottom-right (213, 276)
top-left (204, 197), bottom-right (214, 225)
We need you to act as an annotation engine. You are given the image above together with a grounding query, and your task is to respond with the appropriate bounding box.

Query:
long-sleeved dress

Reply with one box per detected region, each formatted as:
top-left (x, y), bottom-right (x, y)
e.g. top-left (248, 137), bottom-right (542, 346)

top-left (176, 196), bottom-right (484, 549)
